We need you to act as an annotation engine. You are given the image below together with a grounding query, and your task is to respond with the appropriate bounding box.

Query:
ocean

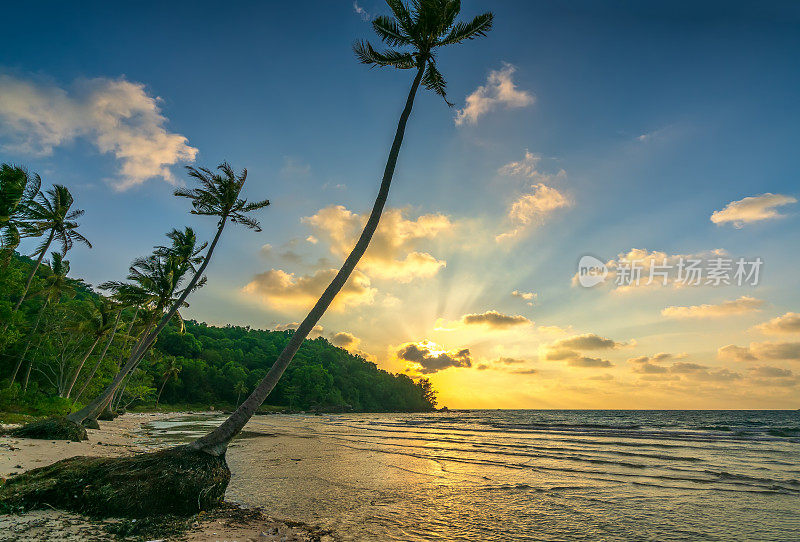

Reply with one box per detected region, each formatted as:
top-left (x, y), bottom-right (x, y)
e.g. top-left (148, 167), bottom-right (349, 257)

top-left (140, 410), bottom-right (800, 541)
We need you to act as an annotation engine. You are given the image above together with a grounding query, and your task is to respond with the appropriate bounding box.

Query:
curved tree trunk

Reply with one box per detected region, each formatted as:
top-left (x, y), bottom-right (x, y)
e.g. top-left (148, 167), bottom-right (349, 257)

top-left (7, 302), bottom-right (46, 387)
top-left (74, 309), bottom-right (122, 402)
top-left (12, 230), bottom-right (54, 313)
top-left (189, 64), bottom-right (425, 456)
top-left (69, 222), bottom-right (226, 423)
top-left (63, 334), bottom-right (102, 399)
top-left (155, 377), bottom-right (169, 408)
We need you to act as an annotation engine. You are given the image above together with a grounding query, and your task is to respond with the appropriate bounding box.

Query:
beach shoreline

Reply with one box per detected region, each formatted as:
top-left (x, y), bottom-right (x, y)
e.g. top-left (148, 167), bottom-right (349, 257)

top-left (0, 412), bottom-right (331, 541)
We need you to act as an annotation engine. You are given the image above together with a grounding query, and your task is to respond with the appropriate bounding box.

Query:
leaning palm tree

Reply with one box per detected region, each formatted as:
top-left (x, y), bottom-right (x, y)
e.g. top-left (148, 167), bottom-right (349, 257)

top-left (73, 299), bottom-right (123, 403)
top-left (67, 164), bottom-right (269, 425)
top-left (189, 0), bottom-right (492, 456)
top-left (0, 164), bottom-right (40, 264)
top-left (12, 184), bottom-right (91, 313)
top-left (0, 1), bottom-right (492, 517)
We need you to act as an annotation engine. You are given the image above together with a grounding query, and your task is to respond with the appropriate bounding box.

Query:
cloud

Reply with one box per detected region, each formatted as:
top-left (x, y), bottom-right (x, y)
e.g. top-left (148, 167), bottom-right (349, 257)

top-left (455, 63), bottom-right (534, 125)
top-left (717, 344), bottom-right (758, 362)
top-left (330, 331), bottom-right (361, 349)
top-left (462, 310), bottom-right (531, 329)
top-left (711, 193), bottom-right (797, 228)
top-left (0, 74), bottom-right (197, 190)
top-left (498, 150), bottom-right (567, 184)
top-left (496, 357), bottom-right (526, 365)
top-left (304, 205), bottom-right (450, 282)
top-left (718, 341), bottom-right (800, 363)
top-left (274, 322), bottom-right (324, 338)
top-left (749, 366), bottom-right (794, 378)
top-left (280, 156), bottom-right (311, 179)
top-left (511, 290), bottom-right (536, 306)
top-left (510, 368), bottom-right (538, 375)
top-left (568, 357), bottom-right (613, 368)
top-left (496, 183), bottom-right (570, 242)
top-left (243, 268), bottom-right (376, 311)
top-left (353, 1), bottom-right (372, 21)
top-left (551, 334), bottom-right (625, 351)
top-left (661, 296), bottom-right (764, 319)
top-left (755, 312), bottom-right (800, 335)
top-left (543, 333), bottom-right (622, 368)
top-left (397, 341), bottom-right (472, 374)
top-left (628, 353), bottom-right (685, 374)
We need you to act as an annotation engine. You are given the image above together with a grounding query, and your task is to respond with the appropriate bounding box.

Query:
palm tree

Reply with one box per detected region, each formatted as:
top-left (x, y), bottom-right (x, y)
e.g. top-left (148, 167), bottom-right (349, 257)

top-left (7, 253), bottom-right (76, 386)
top-left (67, 165), bottom-right (269, 424)
top-left (62, 298), bottom-right (117, 399)
top-left (12, 184), bottom-right (91, 313)
top-left (233, 380), bottom-right (247, 405)
top-left (67, 250), bottom-right (194, 423)
top-left (188, 0), bottom-right (493, 456)
top-left (0, 164), bottom-right (40, 264)
top-left (155, 357), bottom-right (181, 408)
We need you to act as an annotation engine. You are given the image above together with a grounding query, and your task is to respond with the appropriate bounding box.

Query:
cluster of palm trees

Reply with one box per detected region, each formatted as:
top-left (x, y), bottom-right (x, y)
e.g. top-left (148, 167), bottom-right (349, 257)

top-left (1, 161), bottom-right (270, 427)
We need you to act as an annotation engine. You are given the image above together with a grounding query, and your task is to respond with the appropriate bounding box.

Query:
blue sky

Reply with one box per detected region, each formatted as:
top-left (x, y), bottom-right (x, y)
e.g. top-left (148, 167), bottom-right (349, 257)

top-left (2, 1), bottom-right (799, 408)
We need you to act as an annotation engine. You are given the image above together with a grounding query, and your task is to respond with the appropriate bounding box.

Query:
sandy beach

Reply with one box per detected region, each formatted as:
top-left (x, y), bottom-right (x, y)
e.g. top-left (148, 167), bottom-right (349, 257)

top-left (0, 413), bottom-right (332, 541)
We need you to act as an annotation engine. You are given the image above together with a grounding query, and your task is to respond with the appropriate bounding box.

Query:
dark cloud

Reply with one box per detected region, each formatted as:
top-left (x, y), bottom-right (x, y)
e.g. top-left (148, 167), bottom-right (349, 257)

top-left (462, 310), bottom-right (531, 328)
top-left (552, 334), bottom-right (623, 350)
top-left (398, 343), bottom-right (472, 374)
top-left (496, 357), bottom-right (526, 364)
top-left (749, 366), bottom-right (793, 378)
top-left (330, 331), bottom-right (359, 348)
top-left (567, 356), bottom-right (613, 368)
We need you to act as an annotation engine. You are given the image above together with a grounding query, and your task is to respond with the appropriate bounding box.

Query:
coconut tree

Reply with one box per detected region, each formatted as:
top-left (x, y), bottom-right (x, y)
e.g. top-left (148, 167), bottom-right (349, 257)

top-left (233, 380), bottom-right (248, 405)
top-left (67, 164), bottom-right (269, 424)
top-left (155, 357), bottom-right (181, 408)
top-left (0, 164), bottom-right (40, 264)
top-left (7, 253), bottom-right (76, 387)
top-left (189, 0), bottom-right (493, 456)
top-left (12, 184), bottom-right (91, 313)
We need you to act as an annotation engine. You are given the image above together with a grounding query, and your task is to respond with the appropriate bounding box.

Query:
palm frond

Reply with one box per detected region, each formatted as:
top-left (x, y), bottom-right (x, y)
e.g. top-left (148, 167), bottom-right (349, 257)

top-left (437, 12), bottom-right (493, 46)
top-left (353, 41), bottom-right (416, 69)
top-left (372, 15), bottom-right (413, 46)
top-left (422, 61), bottom-right (453, 106)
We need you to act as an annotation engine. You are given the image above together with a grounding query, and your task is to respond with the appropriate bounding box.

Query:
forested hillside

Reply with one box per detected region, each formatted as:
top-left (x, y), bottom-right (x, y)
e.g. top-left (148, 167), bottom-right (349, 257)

top-left (1, 253), bottom-right (437, 414)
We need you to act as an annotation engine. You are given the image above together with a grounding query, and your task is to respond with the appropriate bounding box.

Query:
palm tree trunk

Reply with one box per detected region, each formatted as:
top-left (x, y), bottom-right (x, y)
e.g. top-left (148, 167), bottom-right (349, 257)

top-left (74, 309), bottom-right (122, 402)
top-left (68, 225), bottom-right (226, 422)
top-left (12, 230), bottom-right (54, 313)
top-left (7, 302), bottom-right (46, 387)
top-left (155, 377), bottom-right (169, 408)
top-left (189, 64), bottom-right (425, 456)
top-left (63, 334), bottom-right (102, 399)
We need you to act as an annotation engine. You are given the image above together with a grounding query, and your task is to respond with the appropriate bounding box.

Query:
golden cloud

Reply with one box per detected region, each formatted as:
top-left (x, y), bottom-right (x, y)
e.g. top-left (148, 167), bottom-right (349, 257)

top-left (243, 268), bottom-right (376, 311)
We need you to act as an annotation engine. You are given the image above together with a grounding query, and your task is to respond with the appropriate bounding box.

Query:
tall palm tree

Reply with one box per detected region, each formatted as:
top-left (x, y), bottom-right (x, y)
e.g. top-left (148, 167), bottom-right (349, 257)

top-left (0, 164), bottom-right (40, 264)
top-left (7, 253), bottom-right (76, 386)
top-left (12, 184), bottom-right (91, 312)
top-left (68, 164), bottom-right (269, 424)
top-left (62, 298), bottom-right (116, 399)
top-left (189, 0), bottom-right (493, 456)
top-left (155, 357), bottom-right (181, 408)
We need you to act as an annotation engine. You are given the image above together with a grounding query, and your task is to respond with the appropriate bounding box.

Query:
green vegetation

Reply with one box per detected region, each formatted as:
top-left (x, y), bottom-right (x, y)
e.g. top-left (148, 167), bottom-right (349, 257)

top-left (0, 252), bottom-right (437, 416)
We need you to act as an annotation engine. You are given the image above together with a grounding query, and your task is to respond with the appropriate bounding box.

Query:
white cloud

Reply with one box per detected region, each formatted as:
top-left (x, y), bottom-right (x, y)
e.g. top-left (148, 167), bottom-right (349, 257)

top-left (754, 312), bottom-right (800, 335)
top-left (661, 296), bottom-right (764, 319)
top-left (455, 63), bottom-right (534, 126)
top-left (496, 183), bottom-right (570, 242)
top-left (280, 156), bottom-right (311, 179)
top-left (0, 74), bottom-right (197, 190)
top-left (711, 193), bottom-right (796, 228)
top-left (498, 150), bottom-right (566, 184)
top-left (243, 268), bottom-right (376, 311)
top-left (304, 205), bottom-right (450, 282)
top-left (353, 1), bottom-right (372, 21)
top-left (511, 289), bottom-right (536, 306)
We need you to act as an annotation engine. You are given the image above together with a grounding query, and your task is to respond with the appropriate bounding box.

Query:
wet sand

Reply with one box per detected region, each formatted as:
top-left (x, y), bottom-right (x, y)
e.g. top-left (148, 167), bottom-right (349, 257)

top-left (0, 413), bottom-right (330, 541)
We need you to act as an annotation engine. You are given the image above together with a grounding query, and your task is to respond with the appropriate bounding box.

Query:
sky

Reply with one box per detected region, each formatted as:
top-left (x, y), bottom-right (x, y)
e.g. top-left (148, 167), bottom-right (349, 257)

top-left (2, 1), bottom-right (799, 409)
